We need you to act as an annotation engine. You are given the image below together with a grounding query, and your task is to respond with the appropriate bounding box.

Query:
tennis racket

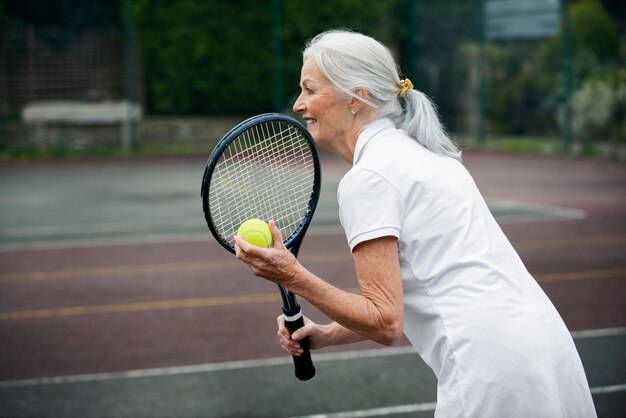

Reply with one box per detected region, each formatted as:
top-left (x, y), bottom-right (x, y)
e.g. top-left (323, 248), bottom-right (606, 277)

top-left (201, 113), bottom-right (320, 381)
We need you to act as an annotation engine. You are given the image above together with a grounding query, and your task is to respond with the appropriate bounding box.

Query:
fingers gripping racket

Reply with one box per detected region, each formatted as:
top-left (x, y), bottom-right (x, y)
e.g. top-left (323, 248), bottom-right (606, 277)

top-left (201, 113), bottom-right (320, 381)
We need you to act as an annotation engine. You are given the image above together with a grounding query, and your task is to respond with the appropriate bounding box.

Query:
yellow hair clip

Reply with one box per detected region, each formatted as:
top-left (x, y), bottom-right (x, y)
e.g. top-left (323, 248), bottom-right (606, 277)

top-left (399, 78), bottom-right (414, 97)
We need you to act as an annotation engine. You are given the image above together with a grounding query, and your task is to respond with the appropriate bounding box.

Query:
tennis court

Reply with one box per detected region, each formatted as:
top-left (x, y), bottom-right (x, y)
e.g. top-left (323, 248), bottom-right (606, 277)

top-left (0, 150), bottom-right (625, 417)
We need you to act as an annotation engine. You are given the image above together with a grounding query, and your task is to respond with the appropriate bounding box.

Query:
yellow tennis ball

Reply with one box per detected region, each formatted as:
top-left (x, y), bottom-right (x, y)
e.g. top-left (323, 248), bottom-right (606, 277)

top-left (237, 219), bottom-right (273, 248)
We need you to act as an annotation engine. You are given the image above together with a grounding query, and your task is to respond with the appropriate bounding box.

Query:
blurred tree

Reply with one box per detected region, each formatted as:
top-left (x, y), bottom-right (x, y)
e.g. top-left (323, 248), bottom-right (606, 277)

top-left (483, 0), bottom-right (622, 136)
top-left (570, 68), bottom-right (626, 144)
top-left (132, 0), bottom-right (476, 124)
top-left (484, 42), bottom-right (556, 135)
top-left (542, 0), bottom-right (620, 82)
top-left (134, 0), bottom-right (405, 114)
top-left (547, 0), bottom-right (623, 148)
top-left (134, 0), bottom-right (274, 114)
top-left (570, 0), bottom-right (620, 62)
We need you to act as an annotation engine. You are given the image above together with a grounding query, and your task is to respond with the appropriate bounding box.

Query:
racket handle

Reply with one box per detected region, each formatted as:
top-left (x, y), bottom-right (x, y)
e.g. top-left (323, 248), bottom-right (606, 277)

top-left (283, 309), bottom-right (316, 381)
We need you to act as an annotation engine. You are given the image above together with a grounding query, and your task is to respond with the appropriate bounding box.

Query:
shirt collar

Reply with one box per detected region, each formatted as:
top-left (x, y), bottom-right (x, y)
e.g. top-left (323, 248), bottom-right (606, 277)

top-left (353, 117), bottom-right (395, 165)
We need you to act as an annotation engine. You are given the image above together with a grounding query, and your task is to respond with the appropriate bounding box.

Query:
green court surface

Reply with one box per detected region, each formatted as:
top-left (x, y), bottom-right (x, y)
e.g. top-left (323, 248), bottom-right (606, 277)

top-left (0, 329), bottom-right (624, 418)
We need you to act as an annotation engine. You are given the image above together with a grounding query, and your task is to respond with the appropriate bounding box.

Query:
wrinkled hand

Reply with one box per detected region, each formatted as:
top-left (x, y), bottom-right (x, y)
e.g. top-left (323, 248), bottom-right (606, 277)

top-left (276, 314), bottom-right (327, 356)
top-left (234, 220), bottom-right (299, 287)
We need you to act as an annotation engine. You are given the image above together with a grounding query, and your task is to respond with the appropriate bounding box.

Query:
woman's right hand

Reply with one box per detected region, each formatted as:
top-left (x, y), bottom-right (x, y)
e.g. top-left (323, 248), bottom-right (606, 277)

top-left (276, 314), bottom-right (326, 356)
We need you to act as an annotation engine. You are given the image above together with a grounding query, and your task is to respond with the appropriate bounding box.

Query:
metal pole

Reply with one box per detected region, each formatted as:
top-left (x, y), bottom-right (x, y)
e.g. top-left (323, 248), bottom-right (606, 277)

top-left (475, 0), bottom-right (485, 145)
top-left (123, 0), bottom-right (137, 149)
top-left (272, 0), bottom-right (283, 112)
top-left (561, 0), bottom-right (572, 153)
top-left (406, 0), bottom-right (418, 82)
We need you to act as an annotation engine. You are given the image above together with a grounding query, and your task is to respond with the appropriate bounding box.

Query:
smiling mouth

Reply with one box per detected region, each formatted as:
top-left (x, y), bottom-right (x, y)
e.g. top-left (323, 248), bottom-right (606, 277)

top-left (305, 118), bottom-right (317, 126)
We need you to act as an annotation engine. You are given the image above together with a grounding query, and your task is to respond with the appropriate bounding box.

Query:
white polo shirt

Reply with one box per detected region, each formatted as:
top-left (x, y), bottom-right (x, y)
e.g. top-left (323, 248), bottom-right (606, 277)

top-left (338, 118), bottom-right (596, 417)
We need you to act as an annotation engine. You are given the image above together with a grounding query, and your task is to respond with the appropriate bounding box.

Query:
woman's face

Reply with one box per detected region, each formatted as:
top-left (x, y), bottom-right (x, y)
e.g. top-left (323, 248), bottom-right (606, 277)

top-left (293, 58), bottom-right (353, 150)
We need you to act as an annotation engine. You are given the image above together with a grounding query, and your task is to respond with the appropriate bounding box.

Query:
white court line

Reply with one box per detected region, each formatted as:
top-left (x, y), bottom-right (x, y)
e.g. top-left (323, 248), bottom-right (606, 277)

top-left (0, 232), bottom-right (212, 252)
top-left (590, 384), bottom-right (626, 395)
top-left (292, 384), bottom-right (626, 418)
top-left (0, 199), bottom-right (583, 251)
top-left (0, 225), bottom-right (345, 252)
top-left (0, 218), bottom-right (201, 237)
top-left (291, 402), bottom-right (438, 418)
top-left (0, 346), bottom-right (416, 388)
top-left (292, 385), bottom-right (626, 418)
top-left (486, 198), bottom-right (587, 220)
top-left (571, 327), bottom-right (626, 339)
top-left (0, 327), bottom-right (624, 389)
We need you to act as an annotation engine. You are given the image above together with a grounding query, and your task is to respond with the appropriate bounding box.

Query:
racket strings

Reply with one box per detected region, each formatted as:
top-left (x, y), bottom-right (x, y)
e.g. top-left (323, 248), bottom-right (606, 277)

top-left (215, 126), bottom-right (313, 211)
top-left (209, 121), bottom-right (316, 247)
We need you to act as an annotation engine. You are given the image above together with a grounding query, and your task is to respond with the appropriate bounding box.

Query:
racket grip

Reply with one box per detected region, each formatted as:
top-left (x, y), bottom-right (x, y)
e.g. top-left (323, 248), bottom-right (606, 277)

top-left (283, 308), bottom-right (316, 381)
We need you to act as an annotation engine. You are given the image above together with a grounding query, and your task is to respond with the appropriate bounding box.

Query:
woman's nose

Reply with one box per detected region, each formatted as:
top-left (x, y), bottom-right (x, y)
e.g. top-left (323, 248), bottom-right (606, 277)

top-left (293, 94), bottom-right (305, 114)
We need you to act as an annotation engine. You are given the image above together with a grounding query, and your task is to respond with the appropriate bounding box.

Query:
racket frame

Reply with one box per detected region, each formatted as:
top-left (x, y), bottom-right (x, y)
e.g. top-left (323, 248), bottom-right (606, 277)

top-left (200, 113), bottom-right (320, 381)
top-left (201, 113), bottom-right (321, 256)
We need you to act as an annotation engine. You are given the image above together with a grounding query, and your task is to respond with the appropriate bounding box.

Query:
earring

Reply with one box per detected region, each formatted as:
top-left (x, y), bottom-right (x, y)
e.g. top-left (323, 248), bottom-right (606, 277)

top-left (351, 110), bottom-right (356, 116)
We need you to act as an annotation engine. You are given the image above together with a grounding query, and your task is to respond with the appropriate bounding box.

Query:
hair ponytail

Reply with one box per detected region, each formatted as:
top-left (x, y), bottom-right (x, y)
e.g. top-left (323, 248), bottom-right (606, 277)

top-left (401, 89), bottom-right (462, 161)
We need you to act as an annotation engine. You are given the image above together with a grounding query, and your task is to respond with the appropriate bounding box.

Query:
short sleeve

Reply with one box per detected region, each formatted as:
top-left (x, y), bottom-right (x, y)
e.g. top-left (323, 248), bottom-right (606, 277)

top-left (338, 168), bottom-right (404, 251)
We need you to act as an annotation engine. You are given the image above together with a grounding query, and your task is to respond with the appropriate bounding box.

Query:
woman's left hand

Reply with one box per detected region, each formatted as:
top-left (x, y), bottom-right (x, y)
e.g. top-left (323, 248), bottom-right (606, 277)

top-left (234, 220), bottom-right (299, 286)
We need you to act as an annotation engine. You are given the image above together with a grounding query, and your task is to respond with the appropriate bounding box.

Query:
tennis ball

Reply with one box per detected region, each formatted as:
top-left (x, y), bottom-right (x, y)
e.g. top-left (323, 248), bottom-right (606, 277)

top-left (237, 219), bottom-right (273, 248)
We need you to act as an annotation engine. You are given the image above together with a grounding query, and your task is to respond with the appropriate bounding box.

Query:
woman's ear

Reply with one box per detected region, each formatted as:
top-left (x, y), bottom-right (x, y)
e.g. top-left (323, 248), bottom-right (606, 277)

top-left (349, 88), bottom-right (369, 114)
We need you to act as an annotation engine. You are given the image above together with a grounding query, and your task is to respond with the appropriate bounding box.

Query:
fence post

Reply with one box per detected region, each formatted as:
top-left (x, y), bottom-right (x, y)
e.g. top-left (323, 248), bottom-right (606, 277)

top-left (561, 0), bottom-right (573, 154)
top-left (475, 0), bottom-right (485, 146)
top-left (405, 0), bottom-right (418, 83)
top-left (272, 0), bottom-right (283, 112)
top-left (123, 0), bottom-right (137, 150)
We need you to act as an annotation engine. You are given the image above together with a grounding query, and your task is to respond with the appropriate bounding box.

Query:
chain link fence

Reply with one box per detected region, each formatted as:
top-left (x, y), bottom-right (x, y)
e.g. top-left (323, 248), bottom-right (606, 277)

top-left (1, 0), bottom-right (623, 159)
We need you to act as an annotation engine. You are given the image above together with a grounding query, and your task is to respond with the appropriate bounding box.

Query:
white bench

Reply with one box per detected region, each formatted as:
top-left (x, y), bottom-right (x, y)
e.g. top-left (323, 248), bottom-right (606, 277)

top-left (22, 100), bottom-right (142, 148)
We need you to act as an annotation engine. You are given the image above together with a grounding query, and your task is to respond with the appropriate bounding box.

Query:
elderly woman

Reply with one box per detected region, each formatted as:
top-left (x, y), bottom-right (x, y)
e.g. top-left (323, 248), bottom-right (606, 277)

top-left (234, 29), bottom-right (596, 417)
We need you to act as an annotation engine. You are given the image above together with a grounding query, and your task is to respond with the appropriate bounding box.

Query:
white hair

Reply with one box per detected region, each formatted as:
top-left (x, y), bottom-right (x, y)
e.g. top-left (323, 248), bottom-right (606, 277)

top-left (303, 29), bottom-right (461, 161)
